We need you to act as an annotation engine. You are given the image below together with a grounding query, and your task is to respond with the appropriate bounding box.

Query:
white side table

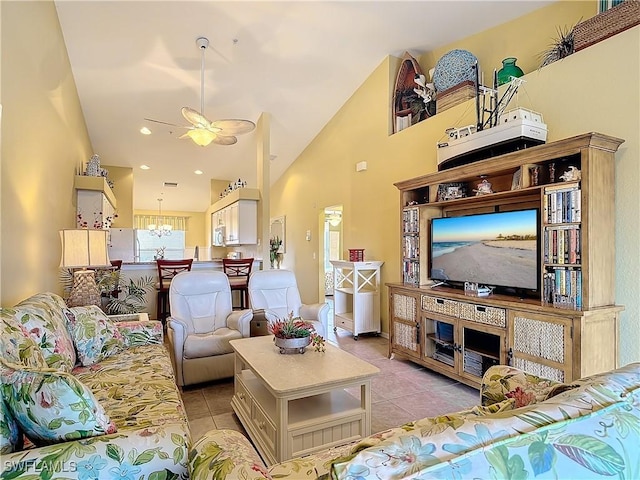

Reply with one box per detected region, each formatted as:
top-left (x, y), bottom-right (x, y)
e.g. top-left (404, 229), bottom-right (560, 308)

top-left (330, 260), bottom-right (384, 339)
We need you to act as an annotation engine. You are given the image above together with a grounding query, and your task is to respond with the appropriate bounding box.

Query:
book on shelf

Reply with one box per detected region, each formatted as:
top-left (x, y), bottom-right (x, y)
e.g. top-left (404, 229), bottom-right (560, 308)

top-left (544, 184), bottom-right (581, 224)
top-left (543, 267), bottom-right (582, 309)
top-left (403, 260), bottom-right (420, 285)
top-left (543, 225), bottom-right (580, 264)
top-left (544, 181), bottom-right (580, 192)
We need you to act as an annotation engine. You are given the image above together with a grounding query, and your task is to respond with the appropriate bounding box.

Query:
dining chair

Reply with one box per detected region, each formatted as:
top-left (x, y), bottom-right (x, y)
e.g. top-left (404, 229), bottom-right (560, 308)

top-left (156, 259), bottom-right (193, 325)
top-left (222, 258), bottom-right (254, 310)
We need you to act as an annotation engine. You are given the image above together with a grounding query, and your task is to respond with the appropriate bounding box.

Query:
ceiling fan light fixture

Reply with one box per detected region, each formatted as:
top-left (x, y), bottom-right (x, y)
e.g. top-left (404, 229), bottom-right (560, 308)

top-left (182, 128), bottom-right (216, 147)
top-left (145, 36), bottom-right (255, 146)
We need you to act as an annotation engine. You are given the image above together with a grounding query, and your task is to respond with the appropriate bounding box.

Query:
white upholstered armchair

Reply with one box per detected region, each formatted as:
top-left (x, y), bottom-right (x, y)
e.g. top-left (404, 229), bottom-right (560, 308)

top-left (248, 269), bottom-right (329, 337)
top-left (167, 271), bottom-right (252, 387)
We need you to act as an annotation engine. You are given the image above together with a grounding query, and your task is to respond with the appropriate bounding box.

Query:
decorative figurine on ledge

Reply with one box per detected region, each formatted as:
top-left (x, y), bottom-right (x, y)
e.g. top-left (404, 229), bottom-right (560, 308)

top-left (560, 166), bottom-right (582, 182)
top-left (474, 179), bottom-right (493, 196)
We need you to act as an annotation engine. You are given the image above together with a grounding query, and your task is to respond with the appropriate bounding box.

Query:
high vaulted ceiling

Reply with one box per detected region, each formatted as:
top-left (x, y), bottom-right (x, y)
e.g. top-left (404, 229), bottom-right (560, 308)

top-left (54, 1), bottom-right (552, 212)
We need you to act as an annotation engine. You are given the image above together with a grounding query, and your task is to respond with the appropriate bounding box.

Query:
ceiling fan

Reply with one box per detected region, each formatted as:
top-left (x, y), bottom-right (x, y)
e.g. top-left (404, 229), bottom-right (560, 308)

top-left (145, 37), bottom-right (255, 146)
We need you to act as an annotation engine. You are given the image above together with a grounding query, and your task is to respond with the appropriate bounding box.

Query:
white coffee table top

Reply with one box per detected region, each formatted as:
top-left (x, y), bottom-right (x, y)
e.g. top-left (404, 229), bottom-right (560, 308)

top-left (230, 335), bottom-right (380, 394)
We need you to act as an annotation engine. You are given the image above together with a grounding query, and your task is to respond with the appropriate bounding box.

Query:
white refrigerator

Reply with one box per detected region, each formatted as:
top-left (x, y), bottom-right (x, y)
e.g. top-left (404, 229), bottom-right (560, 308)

top-left (108, 228), bottom-right (138, 262)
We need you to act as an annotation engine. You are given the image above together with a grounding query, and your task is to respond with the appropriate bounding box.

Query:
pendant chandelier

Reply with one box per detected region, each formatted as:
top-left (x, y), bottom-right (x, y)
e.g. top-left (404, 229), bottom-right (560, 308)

top-left (148, 198), bottom-right (172, 237)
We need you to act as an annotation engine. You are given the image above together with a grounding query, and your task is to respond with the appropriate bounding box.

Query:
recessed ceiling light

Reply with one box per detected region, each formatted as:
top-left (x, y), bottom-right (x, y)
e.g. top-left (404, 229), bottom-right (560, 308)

top-left (194, 170), bottom-right (203, 175)
top-left (140, 127), bottom-right (152, 135)
top-left (140, 165), bottom-right (150, 170)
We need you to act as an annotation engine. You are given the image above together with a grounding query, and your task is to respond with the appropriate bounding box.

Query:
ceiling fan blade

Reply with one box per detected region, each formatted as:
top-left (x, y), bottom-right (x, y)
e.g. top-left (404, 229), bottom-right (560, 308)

top-left (144, 118), bottom-right (189, 129)
top-left (212, 135), bottom-right (238, 146)
top-left (211, 119), bottom-right (256, 136)
top-left (181, 107), bottom-right (213, 129)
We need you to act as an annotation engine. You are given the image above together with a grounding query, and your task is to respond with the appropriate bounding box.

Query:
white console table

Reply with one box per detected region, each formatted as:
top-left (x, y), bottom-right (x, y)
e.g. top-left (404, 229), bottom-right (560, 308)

top-left (229, 336), bottom-right (379, 465)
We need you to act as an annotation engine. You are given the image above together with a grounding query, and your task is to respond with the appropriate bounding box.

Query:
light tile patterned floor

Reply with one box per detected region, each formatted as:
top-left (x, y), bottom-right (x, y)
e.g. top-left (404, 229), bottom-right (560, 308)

top-left (180, 301), bottom-right (479, 442)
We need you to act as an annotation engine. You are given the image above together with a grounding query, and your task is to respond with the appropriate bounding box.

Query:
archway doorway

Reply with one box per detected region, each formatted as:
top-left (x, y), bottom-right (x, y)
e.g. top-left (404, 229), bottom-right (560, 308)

top-left (322, 205), bottom-right (343, 296)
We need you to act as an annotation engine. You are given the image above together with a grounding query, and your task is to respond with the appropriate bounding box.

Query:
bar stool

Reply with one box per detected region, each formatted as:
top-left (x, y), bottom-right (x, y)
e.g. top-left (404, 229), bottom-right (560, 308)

top-left (156, 259), bottom-right (193, 325)
top-left (222, 258), bottom-right (254, 309)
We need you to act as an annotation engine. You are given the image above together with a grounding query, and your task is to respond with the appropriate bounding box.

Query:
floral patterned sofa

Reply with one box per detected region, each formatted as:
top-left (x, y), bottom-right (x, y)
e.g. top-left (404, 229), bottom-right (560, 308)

top-left (188, 362), bottom-right (640, 479)
top-left (0, 292), bottom-right (191, 479)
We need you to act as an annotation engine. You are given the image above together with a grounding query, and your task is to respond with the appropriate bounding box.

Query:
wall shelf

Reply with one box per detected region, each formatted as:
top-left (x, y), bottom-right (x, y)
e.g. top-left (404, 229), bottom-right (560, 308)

top-left (74, 175), bottom-right (117, 209)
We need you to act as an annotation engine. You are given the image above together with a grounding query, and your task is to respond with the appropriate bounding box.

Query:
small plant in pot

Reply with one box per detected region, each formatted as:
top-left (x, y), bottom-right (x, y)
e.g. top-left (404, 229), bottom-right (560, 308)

top-left (268, 312), bottom-right (325, 354)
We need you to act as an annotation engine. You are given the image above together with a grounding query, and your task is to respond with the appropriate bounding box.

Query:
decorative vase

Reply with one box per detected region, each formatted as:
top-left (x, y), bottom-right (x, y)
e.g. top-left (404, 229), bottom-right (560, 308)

top-left (274, 336), bottom-right (311, 354)
top-left (276, 252), bottom-right (283, 269)
top-left (269, 251), bottom-right (276, 269)
top-left (497, 57), bottom-right (524, 86)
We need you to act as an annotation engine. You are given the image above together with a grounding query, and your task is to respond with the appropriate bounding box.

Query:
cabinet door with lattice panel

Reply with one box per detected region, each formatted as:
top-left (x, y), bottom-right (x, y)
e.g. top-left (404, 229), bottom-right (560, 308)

top-left (388, 289), bottom-right (421, 360)
top-left (508, 310), bottom-right (573, 383)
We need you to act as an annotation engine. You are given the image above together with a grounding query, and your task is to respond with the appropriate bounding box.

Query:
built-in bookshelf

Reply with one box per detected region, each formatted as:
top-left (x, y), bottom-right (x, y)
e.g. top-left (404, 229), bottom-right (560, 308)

top-left (402, 207), bottom-right (420, 285)
top-left (542, 181), bottom-right (582, 309)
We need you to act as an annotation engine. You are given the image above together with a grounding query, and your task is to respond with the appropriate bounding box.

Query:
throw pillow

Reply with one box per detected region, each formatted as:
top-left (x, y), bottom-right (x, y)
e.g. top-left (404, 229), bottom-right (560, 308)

top-left (8, 303), bottom-right (77, 371)
top-left (0, 358), bottom-right (117, 446)
top-left (0, 311), bottom-right (48, 368)
top-left (0, 395), bottom-right (22, 453)
top-left (63, 306), bottom-right (125, 366)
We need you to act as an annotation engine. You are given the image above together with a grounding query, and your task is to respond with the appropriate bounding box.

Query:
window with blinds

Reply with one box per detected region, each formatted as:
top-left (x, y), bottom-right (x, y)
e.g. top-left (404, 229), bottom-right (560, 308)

top-left (134, 215), bottom-right (189, 231)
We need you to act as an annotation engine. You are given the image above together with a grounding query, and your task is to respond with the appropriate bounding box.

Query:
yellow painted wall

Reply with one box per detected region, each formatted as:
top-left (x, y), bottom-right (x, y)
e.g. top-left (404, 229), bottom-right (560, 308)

top-left (1, 1), bottom-right (92, 305)
top-left (271, 5), bottom-right (639, 365)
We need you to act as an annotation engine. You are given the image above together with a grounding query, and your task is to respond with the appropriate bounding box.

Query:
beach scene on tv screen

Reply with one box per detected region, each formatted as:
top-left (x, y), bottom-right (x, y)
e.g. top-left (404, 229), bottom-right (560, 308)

top-left (431, 210), bottom-right (538, 289)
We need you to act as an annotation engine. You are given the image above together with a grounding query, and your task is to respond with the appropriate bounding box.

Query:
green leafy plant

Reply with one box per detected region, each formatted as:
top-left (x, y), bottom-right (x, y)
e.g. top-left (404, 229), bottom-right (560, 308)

top-left (539, 22), bottom-right (578, 68)
top-left (269, 236), bottom-right (282, 264)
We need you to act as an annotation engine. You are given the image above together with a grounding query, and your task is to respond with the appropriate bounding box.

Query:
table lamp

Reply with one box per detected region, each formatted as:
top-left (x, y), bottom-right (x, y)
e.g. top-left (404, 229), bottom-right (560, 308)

top-left (60, 229), bottom-right (110, 307)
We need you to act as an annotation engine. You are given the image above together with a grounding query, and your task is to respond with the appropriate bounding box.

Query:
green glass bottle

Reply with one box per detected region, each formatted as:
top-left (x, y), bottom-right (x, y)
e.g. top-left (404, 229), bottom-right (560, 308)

top-left (497, 57), bottom-right (524, 86)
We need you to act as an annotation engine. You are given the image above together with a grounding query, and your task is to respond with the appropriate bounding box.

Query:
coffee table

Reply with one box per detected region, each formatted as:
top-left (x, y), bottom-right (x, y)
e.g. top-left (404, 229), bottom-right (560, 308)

top-left (229, 335), bottom-right (380, 465)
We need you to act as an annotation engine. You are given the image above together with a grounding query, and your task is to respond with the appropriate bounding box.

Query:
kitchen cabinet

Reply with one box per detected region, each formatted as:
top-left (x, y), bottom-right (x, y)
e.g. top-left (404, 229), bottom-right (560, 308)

top-left (74, 175), bottom-right (116, 229)
top-left (211, 189), bottom-right (259, 246)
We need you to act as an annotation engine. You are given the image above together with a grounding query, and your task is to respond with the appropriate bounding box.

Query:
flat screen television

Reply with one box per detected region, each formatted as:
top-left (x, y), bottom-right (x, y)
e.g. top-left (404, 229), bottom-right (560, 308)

top-left (429, 209), bottom-right (539, 292)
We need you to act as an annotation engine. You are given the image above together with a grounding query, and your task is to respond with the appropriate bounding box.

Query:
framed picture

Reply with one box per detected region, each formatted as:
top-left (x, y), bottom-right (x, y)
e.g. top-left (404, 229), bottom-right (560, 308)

top-left (437, 182), bottom-right (467, 201)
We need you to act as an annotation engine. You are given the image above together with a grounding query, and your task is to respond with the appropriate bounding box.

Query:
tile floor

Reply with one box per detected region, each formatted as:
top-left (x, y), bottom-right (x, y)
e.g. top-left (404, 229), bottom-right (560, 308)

top-left (180, 301), bottom-right (480, 442)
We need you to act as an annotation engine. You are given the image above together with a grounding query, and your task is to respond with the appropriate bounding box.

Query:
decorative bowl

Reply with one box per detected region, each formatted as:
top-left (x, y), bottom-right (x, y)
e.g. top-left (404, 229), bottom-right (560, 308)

top-left (274, 336), bottom-right (311, 354)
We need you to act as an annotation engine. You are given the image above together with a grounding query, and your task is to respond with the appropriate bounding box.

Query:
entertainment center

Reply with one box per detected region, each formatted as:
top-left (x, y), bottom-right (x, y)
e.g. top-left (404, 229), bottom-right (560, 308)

top-left (388, 132), bottom-right (624, 388)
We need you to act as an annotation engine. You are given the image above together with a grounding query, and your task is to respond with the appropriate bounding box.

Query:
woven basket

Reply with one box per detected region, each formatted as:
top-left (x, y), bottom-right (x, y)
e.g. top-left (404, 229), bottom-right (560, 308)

top-left (459, 303), bottom-right (506, 327)
top-left (573, 1), bottom-right (640, 52)
top-left (422, 296), bottom-right (460, 316)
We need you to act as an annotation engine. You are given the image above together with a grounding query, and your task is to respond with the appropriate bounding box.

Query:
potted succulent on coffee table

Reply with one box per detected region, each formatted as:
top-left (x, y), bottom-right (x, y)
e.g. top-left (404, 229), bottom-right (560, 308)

top-left (268, 312), bottom-right (325, 354)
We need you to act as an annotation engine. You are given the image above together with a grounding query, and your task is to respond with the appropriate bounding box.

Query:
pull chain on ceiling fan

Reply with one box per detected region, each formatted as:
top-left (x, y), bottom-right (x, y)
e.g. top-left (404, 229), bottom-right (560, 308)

top-left (145, 36), bottom-right (255, 147)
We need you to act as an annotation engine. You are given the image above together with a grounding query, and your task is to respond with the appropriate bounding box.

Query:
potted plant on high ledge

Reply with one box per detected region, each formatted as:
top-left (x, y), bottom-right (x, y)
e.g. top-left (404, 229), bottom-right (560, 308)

top-left (269, 236), bottom-right (283, 269)
top-left (268, 312), bottom-right (325, 354)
